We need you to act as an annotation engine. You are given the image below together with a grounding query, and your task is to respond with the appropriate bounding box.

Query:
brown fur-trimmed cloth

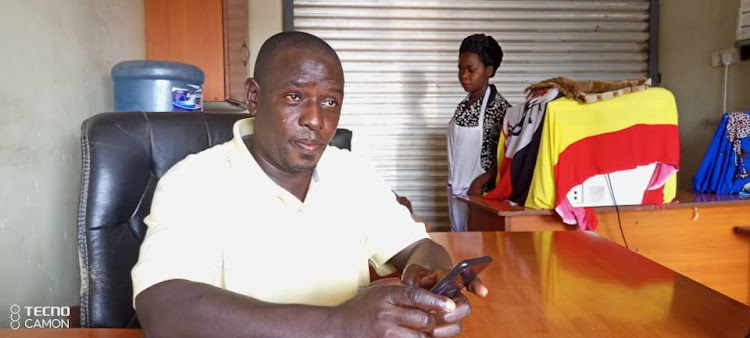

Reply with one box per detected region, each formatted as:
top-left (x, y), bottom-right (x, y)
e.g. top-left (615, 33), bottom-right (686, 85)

top-left (525, 77), bottom-right (652, 103)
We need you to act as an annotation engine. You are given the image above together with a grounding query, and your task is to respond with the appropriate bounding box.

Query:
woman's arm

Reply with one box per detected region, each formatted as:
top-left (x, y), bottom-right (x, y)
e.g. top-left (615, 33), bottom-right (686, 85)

top-left (470, 92), bottom-right (506, 196)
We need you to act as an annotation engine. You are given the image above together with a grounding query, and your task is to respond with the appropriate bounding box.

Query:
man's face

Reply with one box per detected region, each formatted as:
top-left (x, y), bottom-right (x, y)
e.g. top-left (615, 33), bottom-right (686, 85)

top-left (252, 49), bottom-right (344, 174)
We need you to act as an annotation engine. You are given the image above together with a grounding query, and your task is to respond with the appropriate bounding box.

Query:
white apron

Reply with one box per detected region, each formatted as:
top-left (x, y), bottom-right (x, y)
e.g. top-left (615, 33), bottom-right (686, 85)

top-left (447, 87), bottom-right (491, 232)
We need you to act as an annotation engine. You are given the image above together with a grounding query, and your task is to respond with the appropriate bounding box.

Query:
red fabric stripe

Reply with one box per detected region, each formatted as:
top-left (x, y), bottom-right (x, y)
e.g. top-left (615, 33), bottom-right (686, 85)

top-left (642, 187), bottom-right (664, 205)
top-left (484, 157), bottom-right (514, 200)
top-left (553, 124), bottom-right (680, 207)
top-left (583, 208), bottom-right (599, 231)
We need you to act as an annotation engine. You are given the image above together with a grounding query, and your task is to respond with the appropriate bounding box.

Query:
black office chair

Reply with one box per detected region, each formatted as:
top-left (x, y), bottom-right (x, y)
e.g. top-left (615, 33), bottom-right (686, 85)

top-left (76, 111), bottom-right (351, 327)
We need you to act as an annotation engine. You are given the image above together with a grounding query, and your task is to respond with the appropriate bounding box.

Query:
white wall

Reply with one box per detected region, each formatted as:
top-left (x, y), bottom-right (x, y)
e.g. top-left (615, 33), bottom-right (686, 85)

top-left (247, 0), bottom-right (283, 76)
top-left (0, 0), bottom-right (144, 327)
top-left (660, 0), bottom-right (750, 188)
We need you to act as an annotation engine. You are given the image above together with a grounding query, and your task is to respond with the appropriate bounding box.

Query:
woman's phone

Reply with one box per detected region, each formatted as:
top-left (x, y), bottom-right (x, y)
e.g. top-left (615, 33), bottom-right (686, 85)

top-left (429, 256), bottom-right (493, 298)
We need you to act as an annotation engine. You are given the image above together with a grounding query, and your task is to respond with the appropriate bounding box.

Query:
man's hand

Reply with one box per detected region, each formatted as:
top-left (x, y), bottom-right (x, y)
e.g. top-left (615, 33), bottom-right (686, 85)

top-left (400, 264), bottom-right (489, 337)
top-left (431, 293), bottom-right (471, 337)
top-left (401, 264), bottom-right (441, 289)
top-left (401, 264), bottom-right (489, 298)
top-left (333, 278), bottom-right (456, 337)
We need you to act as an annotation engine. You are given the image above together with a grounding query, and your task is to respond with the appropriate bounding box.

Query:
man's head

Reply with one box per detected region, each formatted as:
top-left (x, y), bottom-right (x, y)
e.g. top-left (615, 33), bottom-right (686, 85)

top-left (245, 31), bottom-right (344, 174)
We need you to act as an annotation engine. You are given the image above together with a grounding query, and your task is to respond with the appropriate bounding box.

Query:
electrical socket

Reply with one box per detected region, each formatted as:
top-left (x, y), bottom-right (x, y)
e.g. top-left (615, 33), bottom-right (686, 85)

top-left (721, 48), bottom-right (739, 66)
top-left (712, 48), bottom-right (740, 67)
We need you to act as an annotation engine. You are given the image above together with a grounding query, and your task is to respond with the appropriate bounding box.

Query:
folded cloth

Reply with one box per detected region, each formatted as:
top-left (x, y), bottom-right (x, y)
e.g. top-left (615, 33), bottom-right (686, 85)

top-left (727, 111), bottom-right (750, 176)
top-left (693, 111), bottom-right (750, 193)
top-left (525, 77), bottom-right (651, 104)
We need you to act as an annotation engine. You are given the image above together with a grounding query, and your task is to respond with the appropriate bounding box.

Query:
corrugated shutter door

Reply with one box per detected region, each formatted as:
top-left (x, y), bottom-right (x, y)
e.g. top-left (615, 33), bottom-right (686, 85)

top-left (293, 0), bottom-right (651, 230)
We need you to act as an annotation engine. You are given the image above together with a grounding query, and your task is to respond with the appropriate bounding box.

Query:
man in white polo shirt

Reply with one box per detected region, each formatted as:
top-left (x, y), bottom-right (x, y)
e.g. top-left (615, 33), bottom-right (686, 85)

top-left (132, 31), bottom-right (488, 337)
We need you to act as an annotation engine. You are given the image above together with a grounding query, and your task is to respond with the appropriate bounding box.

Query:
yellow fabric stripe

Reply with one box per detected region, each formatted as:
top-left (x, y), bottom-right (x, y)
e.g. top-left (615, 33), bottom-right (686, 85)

top-left (663, 174), bottom-right (677, 203)
top-left (494, 131), bottom-right (507, 187)
top-left (542, 88), bottom-right (677, 165)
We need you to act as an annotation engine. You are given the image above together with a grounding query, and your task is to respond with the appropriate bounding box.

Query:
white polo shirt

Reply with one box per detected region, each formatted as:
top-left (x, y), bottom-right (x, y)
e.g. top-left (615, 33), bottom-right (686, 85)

top-left (131, 118), bottom-right (429, 307)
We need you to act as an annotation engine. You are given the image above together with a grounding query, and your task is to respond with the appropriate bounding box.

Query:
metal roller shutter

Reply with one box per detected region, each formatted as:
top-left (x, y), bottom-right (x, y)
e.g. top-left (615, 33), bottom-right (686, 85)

top-left (292, 0), bottom-right (651, 230)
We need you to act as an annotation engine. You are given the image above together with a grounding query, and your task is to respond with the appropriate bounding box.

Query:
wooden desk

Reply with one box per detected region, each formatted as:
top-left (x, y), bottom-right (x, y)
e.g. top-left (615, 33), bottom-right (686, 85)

top-left (3, 232), bottom-right (748, 337)
top-left (463, 192), bottom-right (750, 305)
top-left (463, 191), bottom-right (750, 232)
top-left (430, 232), bottom-right (750, 337)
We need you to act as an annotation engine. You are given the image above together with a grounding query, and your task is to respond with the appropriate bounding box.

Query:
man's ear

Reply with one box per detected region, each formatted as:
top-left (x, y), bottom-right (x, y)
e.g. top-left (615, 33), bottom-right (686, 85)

top-left (245, 77), bottom-right (260, 116)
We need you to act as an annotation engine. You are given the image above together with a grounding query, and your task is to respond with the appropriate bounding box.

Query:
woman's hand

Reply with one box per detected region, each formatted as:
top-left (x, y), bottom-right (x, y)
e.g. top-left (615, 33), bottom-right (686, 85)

top-left (468, 170), bottom-right (494, 195)
top-left (467, 179), bottom-right (485, 196)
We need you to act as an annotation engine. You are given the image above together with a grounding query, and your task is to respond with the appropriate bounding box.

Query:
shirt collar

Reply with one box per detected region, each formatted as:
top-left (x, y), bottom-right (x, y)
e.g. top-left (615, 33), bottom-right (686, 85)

top-left (231, 117), bottom-right (255, 153)
top-left (229, 118), bottom-right (320, 203)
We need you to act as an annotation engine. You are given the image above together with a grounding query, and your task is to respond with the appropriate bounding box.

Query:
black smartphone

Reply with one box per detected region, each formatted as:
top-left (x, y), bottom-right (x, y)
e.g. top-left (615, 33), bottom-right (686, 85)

top-left (429, 256), bottom-right (493, 298)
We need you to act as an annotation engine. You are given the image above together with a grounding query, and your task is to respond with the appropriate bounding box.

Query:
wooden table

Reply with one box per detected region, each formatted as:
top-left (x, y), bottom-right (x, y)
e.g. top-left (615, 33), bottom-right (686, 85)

top-left (462, 191), bottom-right (750, 305)
top-left (431, 232), bottom-right (750, 337)
top-left (462, 190), bottom-right (750, 232)
top-left (3, 232), bottom-right (748, 337)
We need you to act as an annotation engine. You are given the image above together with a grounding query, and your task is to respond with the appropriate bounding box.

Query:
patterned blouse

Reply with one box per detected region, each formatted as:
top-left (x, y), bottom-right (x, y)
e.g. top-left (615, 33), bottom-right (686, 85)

top-left (453, 84), bottom-right (511, 171)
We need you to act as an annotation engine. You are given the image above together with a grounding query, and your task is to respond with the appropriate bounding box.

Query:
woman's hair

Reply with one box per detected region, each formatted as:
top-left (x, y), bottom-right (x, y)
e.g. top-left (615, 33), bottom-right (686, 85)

top-left (459, 34), bottom-right (503, 78)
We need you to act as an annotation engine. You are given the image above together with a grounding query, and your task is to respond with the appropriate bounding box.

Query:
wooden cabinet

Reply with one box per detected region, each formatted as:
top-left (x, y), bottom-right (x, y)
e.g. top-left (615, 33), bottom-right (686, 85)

top-left (146, 0), bottom-right (249, 107)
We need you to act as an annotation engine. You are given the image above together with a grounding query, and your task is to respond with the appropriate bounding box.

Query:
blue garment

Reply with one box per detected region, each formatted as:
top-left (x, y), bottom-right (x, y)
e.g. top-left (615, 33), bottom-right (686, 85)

top-left (692, 112), bottom-right (750, 194)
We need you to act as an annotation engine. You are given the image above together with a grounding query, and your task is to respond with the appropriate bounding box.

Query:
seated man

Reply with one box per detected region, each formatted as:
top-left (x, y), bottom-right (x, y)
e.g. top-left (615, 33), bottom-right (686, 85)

top-left (132, 31), bottom-right (487, 337)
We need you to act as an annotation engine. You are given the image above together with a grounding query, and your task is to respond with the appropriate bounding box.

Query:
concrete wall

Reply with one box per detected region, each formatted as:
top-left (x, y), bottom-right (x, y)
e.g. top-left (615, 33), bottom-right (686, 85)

top-left (0, 0), bottom-right (144, 327)
top-left (660, 0), bottom-right (750, 188)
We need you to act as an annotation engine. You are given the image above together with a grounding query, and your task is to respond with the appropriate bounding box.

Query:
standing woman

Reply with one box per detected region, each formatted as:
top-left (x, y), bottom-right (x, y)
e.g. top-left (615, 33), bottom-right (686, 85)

top-left (447, 34), bottom-right (510, 232)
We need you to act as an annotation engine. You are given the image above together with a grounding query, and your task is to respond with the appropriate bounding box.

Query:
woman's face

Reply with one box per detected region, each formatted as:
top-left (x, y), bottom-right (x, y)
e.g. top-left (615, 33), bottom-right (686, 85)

top-left (458, 52), bottom-right (493, 95)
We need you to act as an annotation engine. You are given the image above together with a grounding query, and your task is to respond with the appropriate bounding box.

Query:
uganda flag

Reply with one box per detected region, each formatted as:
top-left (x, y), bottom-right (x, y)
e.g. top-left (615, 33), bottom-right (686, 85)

top-left (524, 87), bottom-right (680, 229)
top-left (484, 89), bottom-right (558, 205)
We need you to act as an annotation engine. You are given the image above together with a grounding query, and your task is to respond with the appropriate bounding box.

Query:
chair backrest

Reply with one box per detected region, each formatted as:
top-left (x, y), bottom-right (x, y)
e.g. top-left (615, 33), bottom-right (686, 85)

top-left (330, 128), bottom-right (352, 151)
top-left (77, 112), bottom-right (351, 327)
